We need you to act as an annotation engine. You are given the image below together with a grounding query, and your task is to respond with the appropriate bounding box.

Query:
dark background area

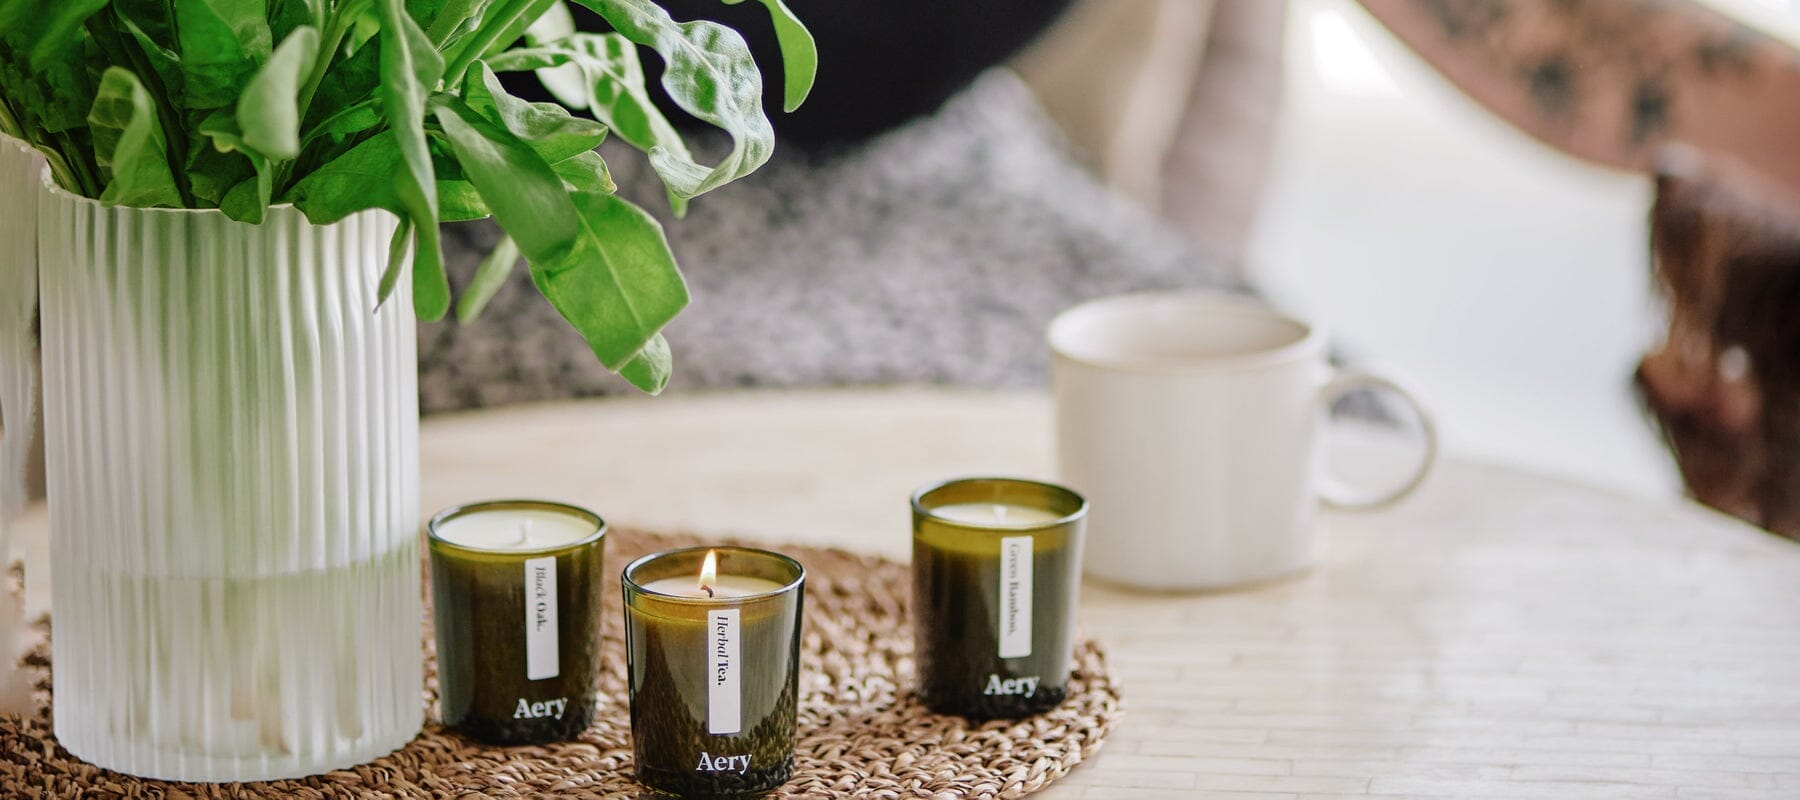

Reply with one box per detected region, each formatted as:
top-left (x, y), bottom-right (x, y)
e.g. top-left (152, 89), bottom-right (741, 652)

top-left (510, 0), bottom-right (1077, 148)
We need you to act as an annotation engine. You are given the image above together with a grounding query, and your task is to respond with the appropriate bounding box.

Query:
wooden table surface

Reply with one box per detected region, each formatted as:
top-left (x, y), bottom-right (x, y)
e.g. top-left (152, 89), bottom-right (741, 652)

top-left (15, 388), bottom-right (1800, 798)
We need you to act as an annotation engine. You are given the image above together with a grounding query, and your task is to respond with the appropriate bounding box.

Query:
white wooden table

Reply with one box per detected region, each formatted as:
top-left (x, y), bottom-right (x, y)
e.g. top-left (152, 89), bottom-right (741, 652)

top-left (15, 388), bottom-right (1800, 798)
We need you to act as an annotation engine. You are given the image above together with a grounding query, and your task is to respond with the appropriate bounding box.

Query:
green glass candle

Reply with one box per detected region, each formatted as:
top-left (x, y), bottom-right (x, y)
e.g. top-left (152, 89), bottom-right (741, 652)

top-left (623, 546), bottom-right (805, 798)
top-left (428, 500), bottom-right (606, 744)
top-left (911, 477), bottom-right (1088, 718)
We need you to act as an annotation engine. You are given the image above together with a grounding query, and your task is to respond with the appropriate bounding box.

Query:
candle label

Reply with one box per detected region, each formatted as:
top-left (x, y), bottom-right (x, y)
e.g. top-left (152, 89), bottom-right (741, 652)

top-left (512, 697), bottom-right (569, 719)
top-left (983, 674), bottom-right (1041, 697)
top-left (708, 609), bottom-right (741, 735)
top-left (999, 536), bottom-right (1033, 659)
top-left (525, 556), bottom-right (559, 680)
top-left (695, 751), bottom-right (753, 774)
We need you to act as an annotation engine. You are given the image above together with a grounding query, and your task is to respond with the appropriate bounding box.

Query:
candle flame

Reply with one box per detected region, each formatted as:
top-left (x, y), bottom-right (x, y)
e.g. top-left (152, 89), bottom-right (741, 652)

top-left (699, 549), bottom-right (719, 598)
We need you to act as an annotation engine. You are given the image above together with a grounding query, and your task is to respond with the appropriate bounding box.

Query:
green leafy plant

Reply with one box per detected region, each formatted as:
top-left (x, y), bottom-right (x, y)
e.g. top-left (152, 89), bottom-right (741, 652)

top-left (0, 0), bottom-right (814, 393)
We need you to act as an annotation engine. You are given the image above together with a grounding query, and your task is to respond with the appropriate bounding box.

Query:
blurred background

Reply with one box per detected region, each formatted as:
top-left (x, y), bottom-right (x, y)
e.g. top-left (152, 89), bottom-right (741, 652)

top-left (1017, 0), bottom-right (1800, 505)
top-left (1251, 0), bottom-right (1685, 498)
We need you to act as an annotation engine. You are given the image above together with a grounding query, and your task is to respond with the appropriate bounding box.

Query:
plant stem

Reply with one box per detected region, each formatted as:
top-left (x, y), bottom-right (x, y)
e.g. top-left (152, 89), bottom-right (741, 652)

top-left (37, 146), bottom-right (85, 194)
top-left (295, 0), bottom-right (370, 132)
top-left (443, 0), bottom-right (533, 88)
top-left (425, 0), bottom-right (476, 46)
top-left (0, 95), bottom-right (21, 140)
top-left (52, 131), bottom-right (103, 197)
top-left (300, 97), bottom-right (380, 143)
top-left (282, 0), bottom-right (372, 198)
top-left (94, 7), bottom-right (196, 206)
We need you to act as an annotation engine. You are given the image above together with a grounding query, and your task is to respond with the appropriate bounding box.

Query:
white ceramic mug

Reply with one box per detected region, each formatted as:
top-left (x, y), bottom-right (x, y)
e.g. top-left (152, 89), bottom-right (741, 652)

top-left (1049, 291), bottom-right (1436, 591)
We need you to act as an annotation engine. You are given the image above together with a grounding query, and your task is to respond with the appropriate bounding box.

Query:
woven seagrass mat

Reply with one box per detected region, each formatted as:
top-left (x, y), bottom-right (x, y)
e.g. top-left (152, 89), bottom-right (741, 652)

top-left (0, 529), bottom-right (1122, 798)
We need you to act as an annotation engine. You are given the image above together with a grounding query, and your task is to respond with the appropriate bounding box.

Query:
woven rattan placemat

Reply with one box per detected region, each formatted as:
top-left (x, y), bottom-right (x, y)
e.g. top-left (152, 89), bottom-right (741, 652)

top-left (1, 529), bottom-right (1122, 798)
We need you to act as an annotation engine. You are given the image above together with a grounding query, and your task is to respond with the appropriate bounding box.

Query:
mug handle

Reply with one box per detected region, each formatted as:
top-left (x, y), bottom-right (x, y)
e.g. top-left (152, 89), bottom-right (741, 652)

top-left (1318, 369), bottom-right (1438, 510)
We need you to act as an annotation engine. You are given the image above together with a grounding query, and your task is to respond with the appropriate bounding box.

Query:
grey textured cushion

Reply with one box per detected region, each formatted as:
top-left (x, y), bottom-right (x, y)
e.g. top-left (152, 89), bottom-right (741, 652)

top-left (418, 71), bottom-right (1237, 414)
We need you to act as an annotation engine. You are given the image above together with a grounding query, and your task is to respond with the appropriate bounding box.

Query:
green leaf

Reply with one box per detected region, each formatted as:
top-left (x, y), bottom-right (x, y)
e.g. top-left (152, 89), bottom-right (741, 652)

top-left (287, 130), bottom-right (404, 222)
top-left (437, 178), bottom-right (491, 220)
top-left (301, 29), bottom-right (379, 134)
top-left (432, 96), bottom-right (579, 263)
top-left (88, 67), bottom-right (184, 207)
top-left (618, 333), bottom-right (670, 394)
top-left (380, 218), bottom-right (412, 307)
top-left (378, 0), bottom-right (444, 193)
top-left (514, 3), bottom-right (586, 109)
top-left (182, 131), bottom-right (257, 207)
top-left (199, 112), bottom-right (273, 222)
top-left (571, 0), bottom-right (774, 211)
top-left (305, 97), bottom-right (382, 142)
top-left (486, 35), bottom-right (693, 210)
top-left (524, 0), bottom-right (575, 44)
top-left (111, 1), bottom-right (188, 107)
top-left (238, 26), bottom-right (319, 160)
top-left (463, 62), bottom-right (606, 162)
top-left (440, 0), bottom-right (556, 86)
top-left (457, 233), bottom-right (520, 322)
top-left (417, 0), bottom-right (490, 47)
top-left (377, 0), bottom-right (448, 320)
top-left (173, 0), bottom-right (274, 109)
top-left (433, 96), bottom-right (687, 370)
top-left (347, 5), bottom-right (383, 54)
top-left (542, 190), bottom-right (689, 370)
top-left (267, 0), bottom-right (315, 42)
top-left (285, 130), bottom-right (488, 222)
top-left (550, 150), bottom-right (614, 195)
top-left (474, 0), bottom-right (558, 60)
top-left (722, 0), bottom-right (814, 112)
top-left (15, 0), bottom-right (110, 65)
top-left (486, 36), bottom-right (676, 153)
top-left (398, 174), bottom-right (450, 319)
top-left (220, 172), bottom-right (270, 222)
top-left (0, 0), bottom-right (108, 135)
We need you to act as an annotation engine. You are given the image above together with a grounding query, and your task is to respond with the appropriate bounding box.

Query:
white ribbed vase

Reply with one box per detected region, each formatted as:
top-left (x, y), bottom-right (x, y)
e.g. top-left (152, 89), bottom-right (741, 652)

top-left (37, 184), bottom-right (423, 782)
top-left (1, 136), bottom-right (41, 553)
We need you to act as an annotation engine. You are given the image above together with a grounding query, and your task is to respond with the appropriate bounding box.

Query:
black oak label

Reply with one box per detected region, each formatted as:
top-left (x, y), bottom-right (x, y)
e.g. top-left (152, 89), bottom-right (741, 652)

top-left (708, 609), bottom-right (741, 734)
top-left (525, 556), bottom-right (558, 680)
top-left (999, 536), bottom-right (1033, 658)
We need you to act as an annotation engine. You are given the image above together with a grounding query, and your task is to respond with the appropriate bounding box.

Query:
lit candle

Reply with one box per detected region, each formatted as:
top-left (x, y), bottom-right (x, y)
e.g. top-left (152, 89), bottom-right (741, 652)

top-left (623, 546), bottom-right (804, 797)
top-left (912, 477), bottom-right (1088, 718)
top-left (427, 500), bottom-right (606, 744)
top-left (640, 549), bottom-right (784, 599)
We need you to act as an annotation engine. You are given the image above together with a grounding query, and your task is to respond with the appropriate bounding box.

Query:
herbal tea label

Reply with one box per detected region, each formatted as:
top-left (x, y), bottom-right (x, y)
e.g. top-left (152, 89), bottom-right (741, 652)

top-left (709, 609), bottom-right (742, 734)
top-left (525, 556), bottom-right (559, 680)
top-left (999, 536), bottom-right (1034, 658)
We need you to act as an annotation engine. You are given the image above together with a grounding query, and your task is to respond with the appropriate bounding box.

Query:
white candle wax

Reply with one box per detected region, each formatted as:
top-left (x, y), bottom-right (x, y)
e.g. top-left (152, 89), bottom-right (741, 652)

top-left (433, 508), bottom-right (598, 551)
top-left (930, 502), bottom-right (1062, 528)
top-left (640, 575), bottom-right (783, 599)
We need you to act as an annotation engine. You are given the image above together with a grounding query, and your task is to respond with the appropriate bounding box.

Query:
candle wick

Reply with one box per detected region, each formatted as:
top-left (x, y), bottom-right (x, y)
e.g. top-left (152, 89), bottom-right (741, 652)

top-left (702, 584), bottom-right (715, 598)
top-left (515, 519), bottom-right (533, 545)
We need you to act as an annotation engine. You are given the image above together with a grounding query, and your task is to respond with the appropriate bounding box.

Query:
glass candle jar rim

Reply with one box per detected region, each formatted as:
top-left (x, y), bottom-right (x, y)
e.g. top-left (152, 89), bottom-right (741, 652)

top-left (623, 545), bottom-right (806, 602)
top-left (911, 476), bottom-right (1090, 530)
top-left (426, 499), bottom-right (607, 555)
